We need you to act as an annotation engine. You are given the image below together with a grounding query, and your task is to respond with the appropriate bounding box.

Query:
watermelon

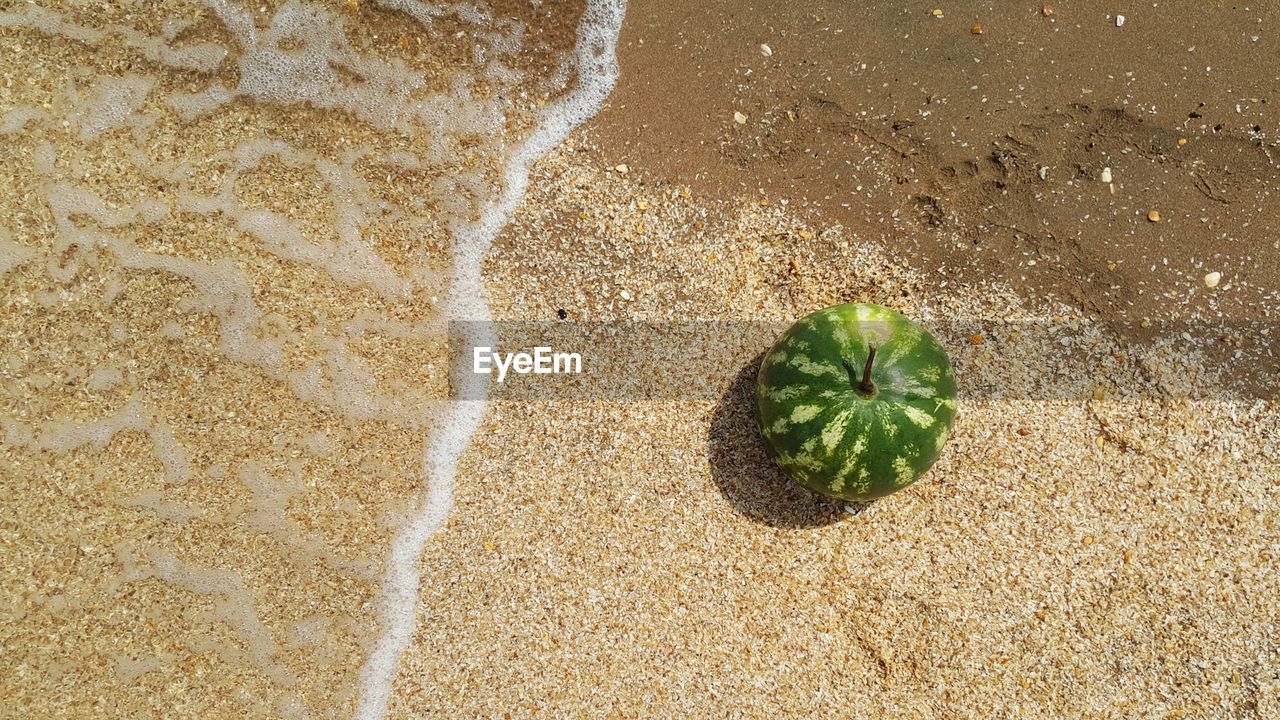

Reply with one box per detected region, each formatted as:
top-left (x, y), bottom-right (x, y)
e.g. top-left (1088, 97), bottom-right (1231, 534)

top-left (755, 303), bottom-right (958, 500)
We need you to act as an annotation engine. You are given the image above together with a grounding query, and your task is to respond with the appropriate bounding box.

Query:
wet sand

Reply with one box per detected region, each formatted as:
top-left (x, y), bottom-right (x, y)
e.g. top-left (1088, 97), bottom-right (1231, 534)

top-left (590, 0), bottom-right (1280, 324)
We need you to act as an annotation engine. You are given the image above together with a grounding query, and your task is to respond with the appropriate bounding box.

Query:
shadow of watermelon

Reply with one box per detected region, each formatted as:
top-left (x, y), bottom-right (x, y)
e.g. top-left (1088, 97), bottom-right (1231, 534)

top-left (707, 354), bottom-right (851, 528)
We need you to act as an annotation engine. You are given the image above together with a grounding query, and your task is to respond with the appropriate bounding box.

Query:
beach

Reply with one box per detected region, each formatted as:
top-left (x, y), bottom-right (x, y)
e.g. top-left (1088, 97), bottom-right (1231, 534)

top-left (2, 1), bottom-right (1279, 718)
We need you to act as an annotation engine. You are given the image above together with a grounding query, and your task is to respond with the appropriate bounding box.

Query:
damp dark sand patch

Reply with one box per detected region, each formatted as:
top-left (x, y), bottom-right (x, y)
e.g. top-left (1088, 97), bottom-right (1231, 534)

top-left (585, 0), bottom-right (1280, 394)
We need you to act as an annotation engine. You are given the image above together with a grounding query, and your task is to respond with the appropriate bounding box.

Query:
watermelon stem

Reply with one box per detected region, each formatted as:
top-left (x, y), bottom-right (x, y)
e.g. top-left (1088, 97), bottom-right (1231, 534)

top-left (858, 345), bottom-right (877, 395)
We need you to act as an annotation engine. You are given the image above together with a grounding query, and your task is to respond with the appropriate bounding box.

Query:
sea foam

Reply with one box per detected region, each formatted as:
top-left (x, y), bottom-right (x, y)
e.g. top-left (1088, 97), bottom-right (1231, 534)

top-left (354, 1), bottom-right (628, 717)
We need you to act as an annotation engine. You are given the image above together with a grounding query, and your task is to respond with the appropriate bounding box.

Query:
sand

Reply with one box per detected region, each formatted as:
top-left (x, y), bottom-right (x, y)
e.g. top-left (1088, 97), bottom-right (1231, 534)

top-left (3, 1), bottom-right (1280, 719)
top-left (382, 142), bottom-right (1280, 718)
top-left (590, 0), bottom-right (1280, 396)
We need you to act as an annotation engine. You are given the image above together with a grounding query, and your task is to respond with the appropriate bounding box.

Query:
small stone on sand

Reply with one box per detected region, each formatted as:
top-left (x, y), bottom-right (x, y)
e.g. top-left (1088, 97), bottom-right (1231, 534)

top-left (1100, 167), bottom-right (1112, 183)
top-left (1204, 272), bottom-right (1221, 289)
top-left (1147, 210), bottom-right (1161, 223)
top-left (734, 111), bottom-right (748, 124)
top-left (760, 44), bottom-right (772, 57)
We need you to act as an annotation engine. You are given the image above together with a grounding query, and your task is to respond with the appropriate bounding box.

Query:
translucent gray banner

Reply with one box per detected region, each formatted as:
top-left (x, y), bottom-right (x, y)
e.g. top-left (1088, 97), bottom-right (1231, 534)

top-left (446, 319), bottom-right (1278, 401)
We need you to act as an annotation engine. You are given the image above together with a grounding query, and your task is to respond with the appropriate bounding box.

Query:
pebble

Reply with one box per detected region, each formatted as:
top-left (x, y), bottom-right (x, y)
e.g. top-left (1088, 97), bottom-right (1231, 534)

top-left (620, 289), bottom-right (633, 300)
top-left (733, 111), bottom-right (748, 124)
top-left (1147, 210), bottom-right (1161, 223)
top-left (760, 44), bottom-right (772, 57)
top-left (931, 9), bottom-right (944, 18)
top-left (1115, 14), bottom-right (1125, 27)
top-left (1100, 167), bottom-right (1112, 183)
top-left (614, 163), bottom-right (629, 174)
top-left (1204, 271), bottom-right (1221, 289)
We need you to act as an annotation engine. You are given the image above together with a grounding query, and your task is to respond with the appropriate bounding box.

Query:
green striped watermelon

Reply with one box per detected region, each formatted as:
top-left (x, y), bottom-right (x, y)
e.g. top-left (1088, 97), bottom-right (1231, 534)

top-left (755, 303), bottom-right (957, 501)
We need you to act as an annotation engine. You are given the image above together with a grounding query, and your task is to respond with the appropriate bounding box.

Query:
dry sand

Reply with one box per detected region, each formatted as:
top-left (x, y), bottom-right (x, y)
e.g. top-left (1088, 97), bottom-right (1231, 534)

top-left (385, 142), bottom-right (1280, 718)
top-left (3, 2), bottom-right (1280, 719)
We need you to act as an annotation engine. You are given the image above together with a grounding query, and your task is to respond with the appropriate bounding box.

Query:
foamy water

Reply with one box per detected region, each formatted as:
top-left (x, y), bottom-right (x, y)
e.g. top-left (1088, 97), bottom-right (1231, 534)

top-left (0, 1), bottom-right (623, 716)
top-left (356, 1), bottom-right (626, 717)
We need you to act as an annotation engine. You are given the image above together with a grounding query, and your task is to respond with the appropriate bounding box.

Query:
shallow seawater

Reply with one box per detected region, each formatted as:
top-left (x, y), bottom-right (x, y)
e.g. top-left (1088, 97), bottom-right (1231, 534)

top-left (0, 1), bottom-right (617, 717)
